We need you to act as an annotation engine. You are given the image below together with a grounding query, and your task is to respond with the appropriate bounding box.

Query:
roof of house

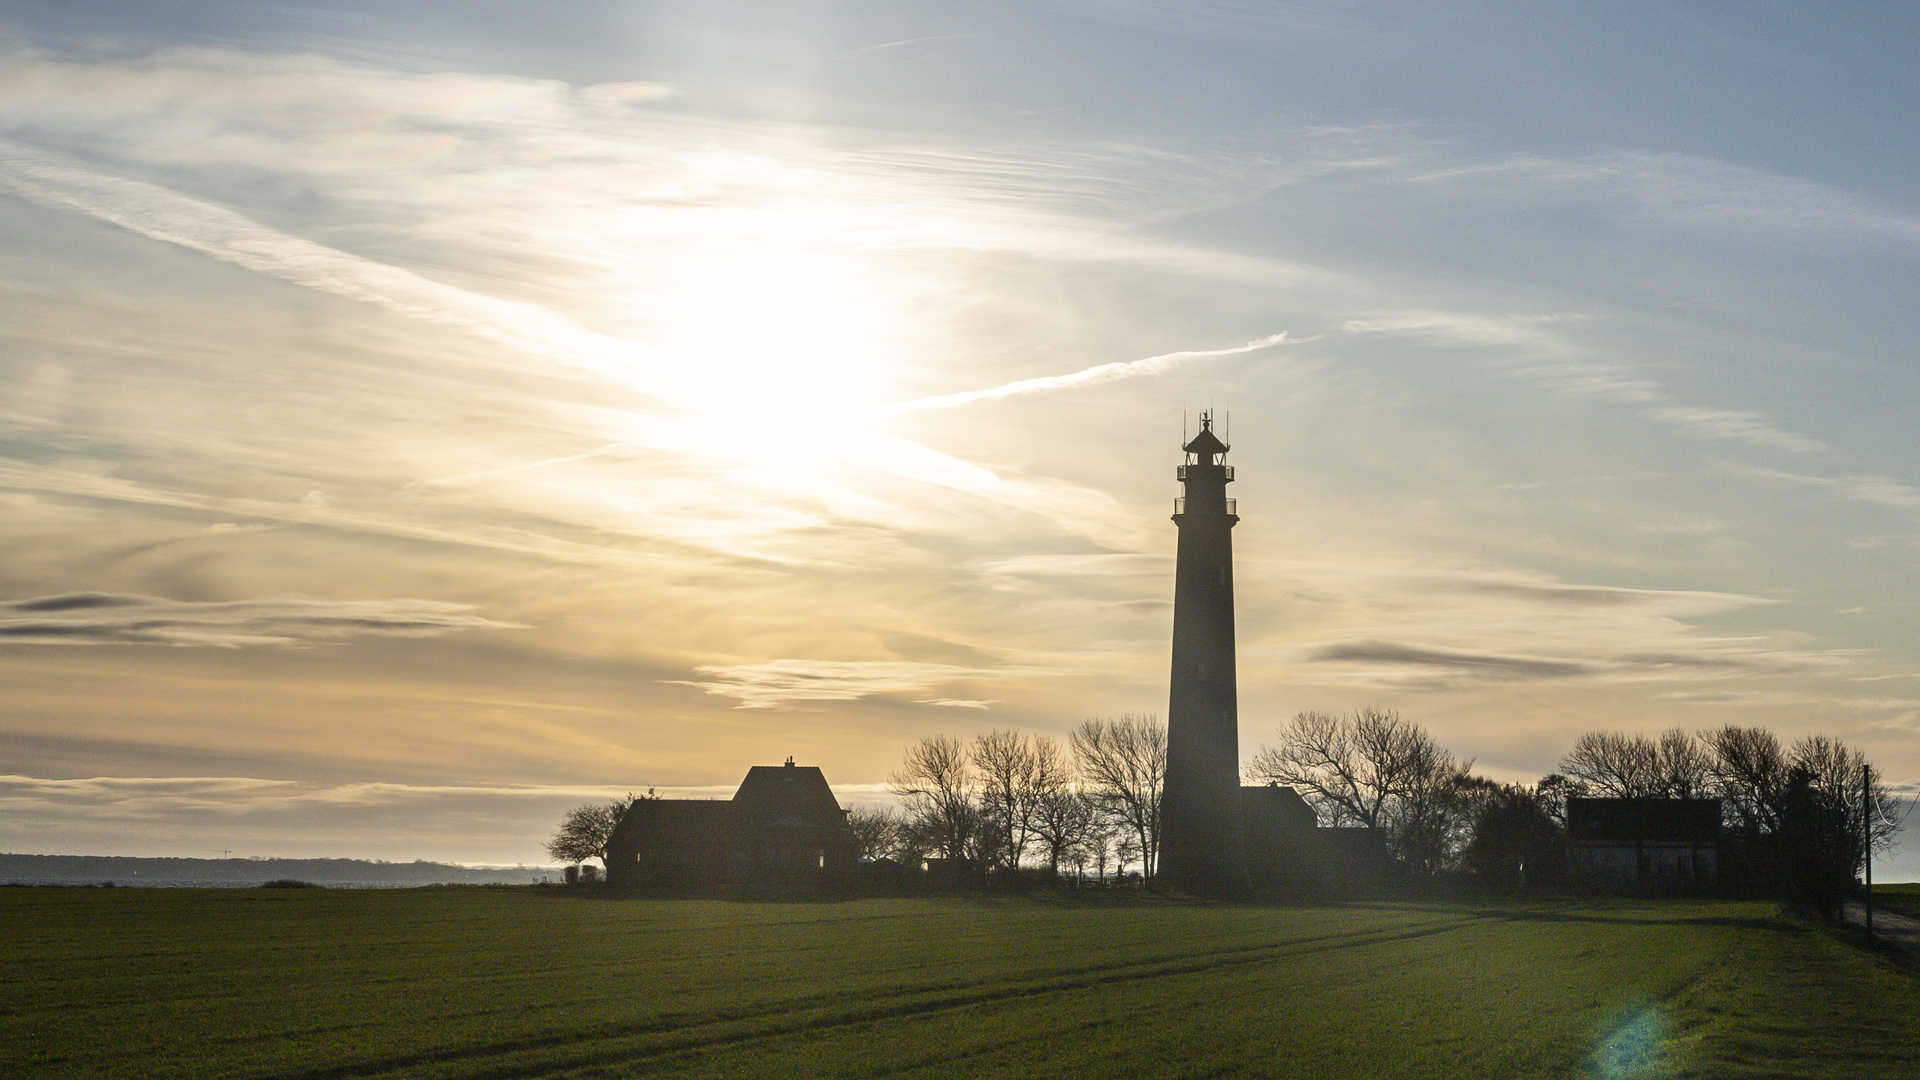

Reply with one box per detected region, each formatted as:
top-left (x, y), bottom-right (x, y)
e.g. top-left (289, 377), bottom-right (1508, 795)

top-left (1241, 784), bottom-right (1316, 832)
top-left (607, 799), bottom-right (732, 850)
top-left (730, 762), bottom-right (846, 827)
top-left (608, 760), bottom-right (852, 857)
top-left (1567, 797), bottom-right (1721, 844)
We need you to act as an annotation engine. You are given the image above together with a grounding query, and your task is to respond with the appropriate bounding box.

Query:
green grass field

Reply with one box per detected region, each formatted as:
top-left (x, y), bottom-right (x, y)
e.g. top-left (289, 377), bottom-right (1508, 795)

top-left (1872, 882), bottom-right (1920, 920)
top-left (4, 887), bottom-right (1915, 1079)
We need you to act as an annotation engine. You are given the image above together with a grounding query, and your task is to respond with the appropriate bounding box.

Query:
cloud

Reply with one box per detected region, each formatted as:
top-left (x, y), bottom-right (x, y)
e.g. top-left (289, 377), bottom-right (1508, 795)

top-left (1343, 311), bottom-right (1559, 349)
top-left (1632, 520), bottom-right (1725, 535)
top-left (0, 459), bottom-right (752, 573)
top-left (1612, 652), bottom-right (1761, 672)
top-left (1594, 148), bottom-right (1920, 245)
top-left (0, 774), bottom-right (635, 827)
top-left (972, 553), bottom-right (1171, 578)
top-left (1729, 467), bottom-right (1920, 515)
top-left (1402, 145), bottom-right (1920, 247)
top-left (1059, 0), bottom-right (1443, 55)
top-left (1435, 577), bottom-right (1771, 611)
top-left (1302, 635), bottom-right (1832, 689)
top-left (0, 593), bottom-right (521, 647)
top-left (666, 659), bottom-right (999, 709)
top-left (0, 133), bottom-right (1155, 550)
top-left (883, 333), bottom-right (1294, 414)
top-left (1309, 640), bottom-right (1592, 680)
top-left (1275, 562), bottom-right (1774, 615)
top-left (918, 698), bottom-right (996, 709)
top-left (1345, 315), bottom-right (1831, 456)
top-left (1506, 361), bottom-right (1666, 407)
top-left (9, 592), bottom-right (143, 612)
top-left (1657, 689), bottom-right (1920, 713)
top-left (1256, 565), bottom-right (1817, 691)
top-left (0, 137), bottom-right (684, 404)
top-left (574, 82), bottom-right (676, 107)
top-left (1638, 406), bottom-right (1826, 453)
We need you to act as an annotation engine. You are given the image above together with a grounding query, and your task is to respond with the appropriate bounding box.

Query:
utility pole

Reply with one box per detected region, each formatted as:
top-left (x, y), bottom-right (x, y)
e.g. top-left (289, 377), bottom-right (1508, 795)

top-left (1863, 763), bottom-right (1873, 942)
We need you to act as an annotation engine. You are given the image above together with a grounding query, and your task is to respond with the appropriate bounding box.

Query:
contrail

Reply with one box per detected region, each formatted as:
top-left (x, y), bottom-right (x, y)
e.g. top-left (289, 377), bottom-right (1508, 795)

top-left (414, 443), bottom-right (635, 488)
top-left (881, 333), bottom-right (1294, 414)
top-left (835, 34), bottom-right (974, 60)
top-left (0, 139), bottom-right (1230, 548)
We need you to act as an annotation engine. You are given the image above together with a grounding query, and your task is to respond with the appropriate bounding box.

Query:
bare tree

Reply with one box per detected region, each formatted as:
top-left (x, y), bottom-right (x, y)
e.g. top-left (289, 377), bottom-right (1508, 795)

top-left (1701, 725), bottom-right (1789, 833)
top-left (1791, 735), bottom-right (1902, 859)
top-left (1248, 709), bottom-right (1470, 873)
top-left (1533, 773), bottom-right (1587, 828)
top-left (892, 812), bottom-right (938, 864)
top-left (1656, 727), bottom-right (1712, 798)
top-left (846, 805), bottom-right (903, 861)
top-left (1560, 728), bottom-right (1709, 799)
top-left (1070, 714), bottom-right (1166, 878)
top-left (1077, 818), bottom-right (1121, 883)
top-left (1558, 731), bottom-right (1659, 797)
top-left (1247, 709), bottom-right (1450, 829)
top-left (1030, 789), bottom-right (1098, 877)
top-left (973, 730), bottom-right (1069, 870)
top-left (889, 734), bottom-right (977, 861)
top-left (1390, 762), bottom-right (1482, 876)
top-left (1113, 833), bottom-right (1144, 879)
top-left (546, 798), bottom-right (632, 869)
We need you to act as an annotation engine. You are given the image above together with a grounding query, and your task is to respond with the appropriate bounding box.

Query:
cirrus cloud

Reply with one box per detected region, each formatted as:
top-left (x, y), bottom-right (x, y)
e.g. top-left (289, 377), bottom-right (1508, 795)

top-left (666, 658), bottom-right (1008, 710)
top-left (0, 593), bottom-right (522, 647)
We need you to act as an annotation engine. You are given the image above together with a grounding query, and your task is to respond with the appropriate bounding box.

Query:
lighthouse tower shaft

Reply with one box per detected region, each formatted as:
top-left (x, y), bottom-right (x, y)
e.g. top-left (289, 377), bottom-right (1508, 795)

top-left (1160, 418), bottom-right (1249, 896)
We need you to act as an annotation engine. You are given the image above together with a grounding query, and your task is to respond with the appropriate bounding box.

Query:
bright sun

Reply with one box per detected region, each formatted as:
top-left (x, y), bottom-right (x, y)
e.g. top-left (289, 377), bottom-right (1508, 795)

top-left (659, 248), bottom-right (889, 465)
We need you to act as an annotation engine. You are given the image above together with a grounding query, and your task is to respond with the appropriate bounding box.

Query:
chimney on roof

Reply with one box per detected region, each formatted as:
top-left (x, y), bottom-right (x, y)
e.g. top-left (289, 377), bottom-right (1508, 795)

top-left (784, 756), bottom-right (795, 767)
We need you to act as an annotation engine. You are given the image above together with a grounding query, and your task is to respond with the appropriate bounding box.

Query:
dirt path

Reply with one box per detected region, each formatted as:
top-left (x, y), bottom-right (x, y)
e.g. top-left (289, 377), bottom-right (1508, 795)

top-left (1842, 901), bottom-right (1920, 963)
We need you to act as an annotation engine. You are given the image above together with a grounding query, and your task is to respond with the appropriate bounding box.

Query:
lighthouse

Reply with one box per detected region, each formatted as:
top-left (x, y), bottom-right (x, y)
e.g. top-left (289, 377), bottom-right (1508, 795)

top-left (1159, 412), bottom-right (1250, 896)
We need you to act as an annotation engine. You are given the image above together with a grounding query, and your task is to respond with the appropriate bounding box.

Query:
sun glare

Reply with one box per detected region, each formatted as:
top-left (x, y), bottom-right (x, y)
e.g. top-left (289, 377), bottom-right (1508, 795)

top-left (660, 247), bottom-right (891, 466)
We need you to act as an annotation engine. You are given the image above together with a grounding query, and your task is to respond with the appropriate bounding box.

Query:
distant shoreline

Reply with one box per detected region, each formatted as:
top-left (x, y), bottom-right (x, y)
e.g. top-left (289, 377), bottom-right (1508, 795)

top-left (0, 853), bottom-right (562, 887)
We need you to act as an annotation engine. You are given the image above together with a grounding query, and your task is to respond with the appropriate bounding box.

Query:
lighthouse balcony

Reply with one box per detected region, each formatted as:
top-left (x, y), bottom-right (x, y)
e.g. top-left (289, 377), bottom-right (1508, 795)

top-left (1174, 497), bottom-right (1236, 515)
top-left (1176, 465), bottom-right (1233, 482)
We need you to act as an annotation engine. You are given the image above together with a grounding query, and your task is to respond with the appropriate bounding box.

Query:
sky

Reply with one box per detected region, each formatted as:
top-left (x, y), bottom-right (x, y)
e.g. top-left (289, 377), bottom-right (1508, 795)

top-left (3, 1), bottom-right (1919, 872)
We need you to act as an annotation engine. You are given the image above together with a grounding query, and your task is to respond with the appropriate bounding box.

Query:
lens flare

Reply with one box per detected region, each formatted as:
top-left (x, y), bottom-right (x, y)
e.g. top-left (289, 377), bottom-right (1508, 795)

top-left (1590, 1005), bottom-right (1667, 1079)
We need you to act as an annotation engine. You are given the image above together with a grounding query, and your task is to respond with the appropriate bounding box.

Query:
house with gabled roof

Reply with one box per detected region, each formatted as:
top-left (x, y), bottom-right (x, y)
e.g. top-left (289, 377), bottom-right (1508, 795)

top-left (604, 758), bottom-right (858, 888)
top-left (1240, 783), bottom-right (1393, 893)
top-left (1568, 797), bottom-right (1720, 893)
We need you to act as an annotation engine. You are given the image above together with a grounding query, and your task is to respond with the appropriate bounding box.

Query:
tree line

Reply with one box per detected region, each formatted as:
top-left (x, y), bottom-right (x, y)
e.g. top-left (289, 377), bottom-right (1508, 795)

top-left (860, 715), bottom-right (1165, 881)
top-left (876, 708), bottom-right (1901, 901)
top-left (549, 709), bottom-right (1901, 903)
top-left (1245, 709), bottom-right (1899, 902)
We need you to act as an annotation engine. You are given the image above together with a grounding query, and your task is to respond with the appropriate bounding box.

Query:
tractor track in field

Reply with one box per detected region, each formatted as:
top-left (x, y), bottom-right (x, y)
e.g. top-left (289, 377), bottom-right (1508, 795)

top-left (260, 912), bottom-right (1495, 1080)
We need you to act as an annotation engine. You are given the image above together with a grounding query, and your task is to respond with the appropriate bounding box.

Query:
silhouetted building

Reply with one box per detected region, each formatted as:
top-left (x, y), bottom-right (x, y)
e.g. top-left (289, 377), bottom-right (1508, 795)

top-left (1241, 783), bottom-right (1393, 894)
top-left (1241, 784), bottom-right (1313, 892)
top-left (1567, 797), bottom-right (1720, 893)
top-left (1160, 414), bottom-right (1252, 897)
top-left (604, 759), bottom-right (858, 888)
